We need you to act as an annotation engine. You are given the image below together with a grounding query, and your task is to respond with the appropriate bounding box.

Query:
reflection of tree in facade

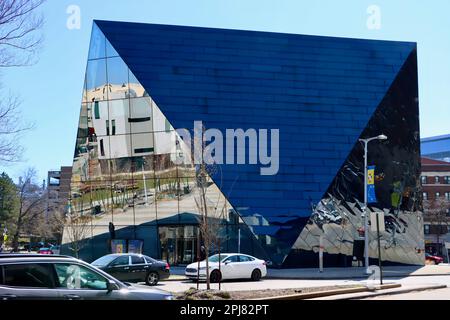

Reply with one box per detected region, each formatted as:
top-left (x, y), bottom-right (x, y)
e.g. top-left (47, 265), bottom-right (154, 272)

top-left (62, 23), bottom-right (249, 263)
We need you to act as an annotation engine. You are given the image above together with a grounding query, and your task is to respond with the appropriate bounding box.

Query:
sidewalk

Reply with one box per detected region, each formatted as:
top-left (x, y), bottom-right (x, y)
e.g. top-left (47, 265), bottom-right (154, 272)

top-left (169, 264), bottom-right (450, 280)
top-left (309, 284), bottom-right (447, 300)
top-left (267, 265), bottom-right (450, 279)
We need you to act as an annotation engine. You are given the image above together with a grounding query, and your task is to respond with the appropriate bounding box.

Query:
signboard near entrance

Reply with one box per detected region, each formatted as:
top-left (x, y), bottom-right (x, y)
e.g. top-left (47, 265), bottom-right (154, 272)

top-left (111, 239), bottom-right (127, 253)
top-left (128, 239), bottom-right (143, 254)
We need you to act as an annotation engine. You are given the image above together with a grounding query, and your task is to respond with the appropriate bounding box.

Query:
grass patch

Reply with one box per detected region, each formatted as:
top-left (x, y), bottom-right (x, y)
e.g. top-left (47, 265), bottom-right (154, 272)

top-left (174, 284), bottom-right (364, 300)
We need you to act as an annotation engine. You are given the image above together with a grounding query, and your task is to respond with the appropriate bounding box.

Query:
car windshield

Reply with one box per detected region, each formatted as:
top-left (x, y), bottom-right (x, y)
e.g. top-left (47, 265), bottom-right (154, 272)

top-left (208, 254), bottom-right (230, 263)
top-left (92, 255), bottom-right (117, 267)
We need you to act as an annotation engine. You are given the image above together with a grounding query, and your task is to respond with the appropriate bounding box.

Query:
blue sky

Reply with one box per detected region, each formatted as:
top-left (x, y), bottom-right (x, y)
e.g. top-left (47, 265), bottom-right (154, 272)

top-left (1, 0), bottom-right (449, 182)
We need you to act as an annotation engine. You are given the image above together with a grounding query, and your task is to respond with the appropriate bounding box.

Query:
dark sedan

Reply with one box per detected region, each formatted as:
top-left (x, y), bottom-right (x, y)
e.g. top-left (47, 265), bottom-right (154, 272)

top-left (91, 254), bottom-right (170, 285)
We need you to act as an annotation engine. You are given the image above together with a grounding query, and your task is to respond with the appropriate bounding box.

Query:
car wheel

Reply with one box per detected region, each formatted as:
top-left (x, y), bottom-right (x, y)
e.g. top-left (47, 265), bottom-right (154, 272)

top-left (210, 270), bottom-right (222, 283)
top-left (146, 272), bottom-right (159, 286)
top-left (251, 269), bottom-right (262, 281)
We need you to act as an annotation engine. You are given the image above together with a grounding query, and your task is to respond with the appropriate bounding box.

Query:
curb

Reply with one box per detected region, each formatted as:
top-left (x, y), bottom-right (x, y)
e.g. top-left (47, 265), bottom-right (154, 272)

top-left (250, 283), bottom-right (401, 300)
top-left (339, 284), bottom-right (448, 300)
top-left (164, 277), bottom-right (189, 282)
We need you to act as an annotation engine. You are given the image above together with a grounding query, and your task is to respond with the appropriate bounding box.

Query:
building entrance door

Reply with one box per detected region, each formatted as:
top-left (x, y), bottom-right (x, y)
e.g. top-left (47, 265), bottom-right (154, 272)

top-left (159, 225), bottom-right (198, 265)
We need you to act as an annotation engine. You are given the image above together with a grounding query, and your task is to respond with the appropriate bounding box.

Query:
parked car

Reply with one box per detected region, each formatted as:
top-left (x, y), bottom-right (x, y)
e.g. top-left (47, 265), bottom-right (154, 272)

top-left (425, 253), bottom-right (444, 264)
top-left (0, 254), bottom-right (172, 300)
top-left (49, 245), bottom-right (60, 255)
top-left (185, 253), bottom-right (267, 282)
top-left (37, 248), bottom-right (53, 255)
top-left (24, 242), bottom-right (54, 252)
top-left (91, 253), bottom-right (170, 286)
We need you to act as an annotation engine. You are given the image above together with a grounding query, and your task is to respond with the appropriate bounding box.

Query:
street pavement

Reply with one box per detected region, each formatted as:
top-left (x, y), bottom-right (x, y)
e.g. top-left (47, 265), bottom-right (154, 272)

top-left (266, 264), bottom-right (450, 279)
top-left (156, 272), bottom-right (450, 298)
top-left (362, 287), bottom-right (450, 300)
top-left (170, 264), bottom-right (450, 280)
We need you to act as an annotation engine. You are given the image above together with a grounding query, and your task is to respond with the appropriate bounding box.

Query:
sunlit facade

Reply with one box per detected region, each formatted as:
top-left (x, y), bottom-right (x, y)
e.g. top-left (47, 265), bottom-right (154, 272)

top-left (62, 21), bottom-right (423, 267)
top-left (62, 22), bottom-right (260, 265)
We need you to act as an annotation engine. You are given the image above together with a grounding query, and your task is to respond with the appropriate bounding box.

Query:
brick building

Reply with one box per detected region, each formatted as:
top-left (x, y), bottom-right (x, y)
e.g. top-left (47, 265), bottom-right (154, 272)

top-left (421, 157), bottom-right (450, 258)
top-left (47, 166), bottom-right (72, 217)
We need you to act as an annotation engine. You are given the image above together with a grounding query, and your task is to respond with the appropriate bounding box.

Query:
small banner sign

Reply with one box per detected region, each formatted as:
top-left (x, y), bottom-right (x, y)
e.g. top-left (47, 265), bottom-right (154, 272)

top-left (367, 165), bottom-right (377, 203)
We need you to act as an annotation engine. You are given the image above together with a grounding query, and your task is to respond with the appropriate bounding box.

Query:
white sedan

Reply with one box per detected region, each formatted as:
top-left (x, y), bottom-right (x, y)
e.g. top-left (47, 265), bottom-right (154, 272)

top-left (185, 253), bottom-right (267, 282)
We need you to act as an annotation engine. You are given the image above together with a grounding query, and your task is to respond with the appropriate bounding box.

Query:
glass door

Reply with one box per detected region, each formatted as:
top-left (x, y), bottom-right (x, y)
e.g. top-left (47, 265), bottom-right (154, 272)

top-left (159, 225), bottom-right (198, 265)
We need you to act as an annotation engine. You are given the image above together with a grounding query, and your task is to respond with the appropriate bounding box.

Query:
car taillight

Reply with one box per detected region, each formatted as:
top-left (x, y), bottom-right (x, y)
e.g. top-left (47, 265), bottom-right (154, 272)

top-left (165, 262), bottom-right (170, 270)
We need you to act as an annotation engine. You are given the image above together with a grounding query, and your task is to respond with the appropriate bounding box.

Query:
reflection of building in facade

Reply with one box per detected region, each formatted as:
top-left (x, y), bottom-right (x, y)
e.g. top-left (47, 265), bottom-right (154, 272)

top-left (421, 134), bottom-right (450, 163)
top-left (62, 20), bottom-right (423, 268)
top-left (421, 157), bottom-right (450, 259)
top-left (47, 167), bottom-right (72, 217)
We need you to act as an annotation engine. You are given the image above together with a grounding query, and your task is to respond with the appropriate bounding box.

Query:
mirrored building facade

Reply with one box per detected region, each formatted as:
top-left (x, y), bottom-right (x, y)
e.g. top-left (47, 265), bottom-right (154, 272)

top-left (62, 21), bottom-right (423, 267)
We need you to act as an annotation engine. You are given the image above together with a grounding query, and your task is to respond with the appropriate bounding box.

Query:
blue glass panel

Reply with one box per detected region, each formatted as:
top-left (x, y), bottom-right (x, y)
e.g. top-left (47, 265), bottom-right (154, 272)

top-left (88, 23), bottom-right (106, 60)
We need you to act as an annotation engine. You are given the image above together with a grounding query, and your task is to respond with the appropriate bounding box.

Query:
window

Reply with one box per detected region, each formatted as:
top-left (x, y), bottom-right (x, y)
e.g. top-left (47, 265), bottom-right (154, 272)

top-left (224, 255), bottom-right (239, 263)
top-left (424, 225), bottom-right (430, 235)
top-left (134, 147), bottom-right (154, 154)
top-left (106, 120), bottom-right (110, 136)
top-left (421, 176), bottom-right (427, 184)
top-left (128, 117), bottom-right (151, 123)
top-left (445, 192), bottom-right (450, 201)
top-left (238, 255), bottom-right (254, 262)
top-left (445, 176), bottom-right (450, 184)
top-left (49, 177), bottom-right (60, 186)
top-left (3, 263), bottom-right (55, 288)
top-left (94, 101), bottom-right (100, 119)
top-left (131, 256), bottom-right (145, 265)
top-left (436, 192), bottom-right (440, 199)
top-left (54, 264), bottom-right (108, 290)
top-left (423, 192), bottom-right (428, 200)
top-left (110, 256), bottom-right (129, 266)
top-left (111, 120), bottom-right (116, 135)
top-left (144, 256), bottom-right (156, 264)
top-left (99, 139), bottom-right (105, 157)
top-left (208, 254), bottom-right (230, 263)
top-left (435, 176), bottom-right (440, 184)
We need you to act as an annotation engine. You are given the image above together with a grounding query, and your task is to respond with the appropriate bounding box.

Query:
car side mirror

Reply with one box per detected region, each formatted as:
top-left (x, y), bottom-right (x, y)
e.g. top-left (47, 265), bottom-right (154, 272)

top-left (107, 280), bottom-right (120, 292)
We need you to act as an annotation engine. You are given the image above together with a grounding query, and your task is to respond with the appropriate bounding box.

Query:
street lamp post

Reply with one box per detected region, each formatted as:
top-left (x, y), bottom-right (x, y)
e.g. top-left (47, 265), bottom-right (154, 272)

top-left (142, 162), bottom-right (148, 205)
top-left (359, 134), bottom-right (387, 274)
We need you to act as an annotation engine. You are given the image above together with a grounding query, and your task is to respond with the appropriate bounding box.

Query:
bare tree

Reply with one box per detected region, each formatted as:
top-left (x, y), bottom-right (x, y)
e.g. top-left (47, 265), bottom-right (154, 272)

top-left (45, 209), bottom-right (66, 244)
top-left (11, 168), bottom-right (47, 251)
top-left (192, 126), bottom-right (230, 290)
top-left (63, 213), bottom-right (91, 259)
top-left (0, 0), bottom-right (45, 68)
top-left (0, 94), bottom-right (33, 163)
top-left (424, 197), bottom-right (450, 256)
top-left (0, 0), bottom-right (45, 163)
